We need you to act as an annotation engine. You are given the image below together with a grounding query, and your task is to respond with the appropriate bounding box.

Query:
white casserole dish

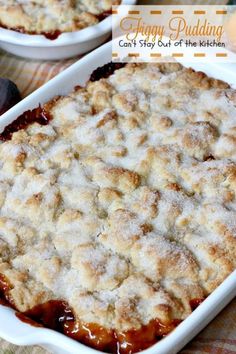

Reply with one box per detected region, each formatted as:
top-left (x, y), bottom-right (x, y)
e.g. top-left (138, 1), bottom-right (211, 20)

top-left (0, 41), bottom-right (235, 354)
top-left (0, 0), bottom-right (136, 60)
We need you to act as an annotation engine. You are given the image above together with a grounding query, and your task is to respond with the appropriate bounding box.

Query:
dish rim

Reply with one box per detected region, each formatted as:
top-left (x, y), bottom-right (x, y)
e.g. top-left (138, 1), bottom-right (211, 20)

top-left (0, 0), bottom-right (136, 47)
top-left (0, 41), bottom-right (236, 354)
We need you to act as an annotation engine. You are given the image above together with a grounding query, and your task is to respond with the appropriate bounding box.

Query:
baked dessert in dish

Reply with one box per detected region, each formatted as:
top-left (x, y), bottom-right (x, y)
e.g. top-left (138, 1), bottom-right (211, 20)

top-left (0, 0), bottom-right (120, 39)
top-left (0, 62), bottom-right (236, 354)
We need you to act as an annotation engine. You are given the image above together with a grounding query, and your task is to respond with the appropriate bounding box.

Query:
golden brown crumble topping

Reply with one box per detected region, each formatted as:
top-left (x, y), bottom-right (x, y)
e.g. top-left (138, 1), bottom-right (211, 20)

top-left (0, 0), bottom-right (120, 35)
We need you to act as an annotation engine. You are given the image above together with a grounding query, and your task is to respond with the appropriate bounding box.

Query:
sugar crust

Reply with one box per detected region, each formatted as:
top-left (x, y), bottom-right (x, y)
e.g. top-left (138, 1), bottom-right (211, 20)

top-left (0, 0), bottom-right (120, 34)
top-left (0, 63), bottom-right (235, 332)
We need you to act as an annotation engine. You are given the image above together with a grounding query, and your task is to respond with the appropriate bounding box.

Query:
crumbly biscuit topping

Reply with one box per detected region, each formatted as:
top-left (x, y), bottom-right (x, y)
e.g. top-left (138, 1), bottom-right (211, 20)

top-left (0, 63), bottom-right (235, 333)
top-left (0, 0), bottom-right (120, 34)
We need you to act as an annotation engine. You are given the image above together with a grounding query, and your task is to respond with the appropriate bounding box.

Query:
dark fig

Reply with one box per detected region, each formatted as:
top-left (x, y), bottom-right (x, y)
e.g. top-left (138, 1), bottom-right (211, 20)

top-left (0, 78), bottom-right (21, 115)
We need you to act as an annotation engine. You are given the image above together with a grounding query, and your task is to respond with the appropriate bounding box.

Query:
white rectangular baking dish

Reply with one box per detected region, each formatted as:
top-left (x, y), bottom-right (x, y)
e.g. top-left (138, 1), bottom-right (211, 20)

top-left (0, 0), bottom-right (136, 60)
top-left (0, 41), bottom-right (235, 354)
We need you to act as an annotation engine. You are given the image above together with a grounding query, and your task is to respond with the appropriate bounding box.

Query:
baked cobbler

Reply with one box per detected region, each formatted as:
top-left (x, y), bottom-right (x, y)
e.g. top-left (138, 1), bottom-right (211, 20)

top-left (0, 62), bottom-right (236, 354)
top-left (0, 0), bottom-right (120, 38)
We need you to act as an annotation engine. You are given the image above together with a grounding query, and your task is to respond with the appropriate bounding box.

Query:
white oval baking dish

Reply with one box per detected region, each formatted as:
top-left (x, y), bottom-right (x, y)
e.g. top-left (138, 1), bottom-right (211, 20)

top-left (0, 0), bottom-right (136, 60)
top-left (0, 41), bottom-right (236, 354)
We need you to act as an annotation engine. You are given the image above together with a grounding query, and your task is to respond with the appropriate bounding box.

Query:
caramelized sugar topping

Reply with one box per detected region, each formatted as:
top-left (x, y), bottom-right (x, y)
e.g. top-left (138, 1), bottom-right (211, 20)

top-left (190, 298), bottom-right (205, 311)
top-left (16, 299), bottom-right (182, 354)
top-left (0, 277), bottom-right (182, 354)
top-left (0, 274), bottom-right (15, 308)
top-left (90, 62), bottom-right (125, 82)
top-left (0, 106), bottom-right (51, 141)
top-left (0, 276), bottom-right (206, 354)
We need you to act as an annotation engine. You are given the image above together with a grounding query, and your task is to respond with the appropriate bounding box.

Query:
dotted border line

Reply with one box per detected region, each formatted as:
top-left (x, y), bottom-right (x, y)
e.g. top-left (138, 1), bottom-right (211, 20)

top-left (112, 52), bottom-right (229, 58)
top-left (112, 9), bottom-right (228, 15)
